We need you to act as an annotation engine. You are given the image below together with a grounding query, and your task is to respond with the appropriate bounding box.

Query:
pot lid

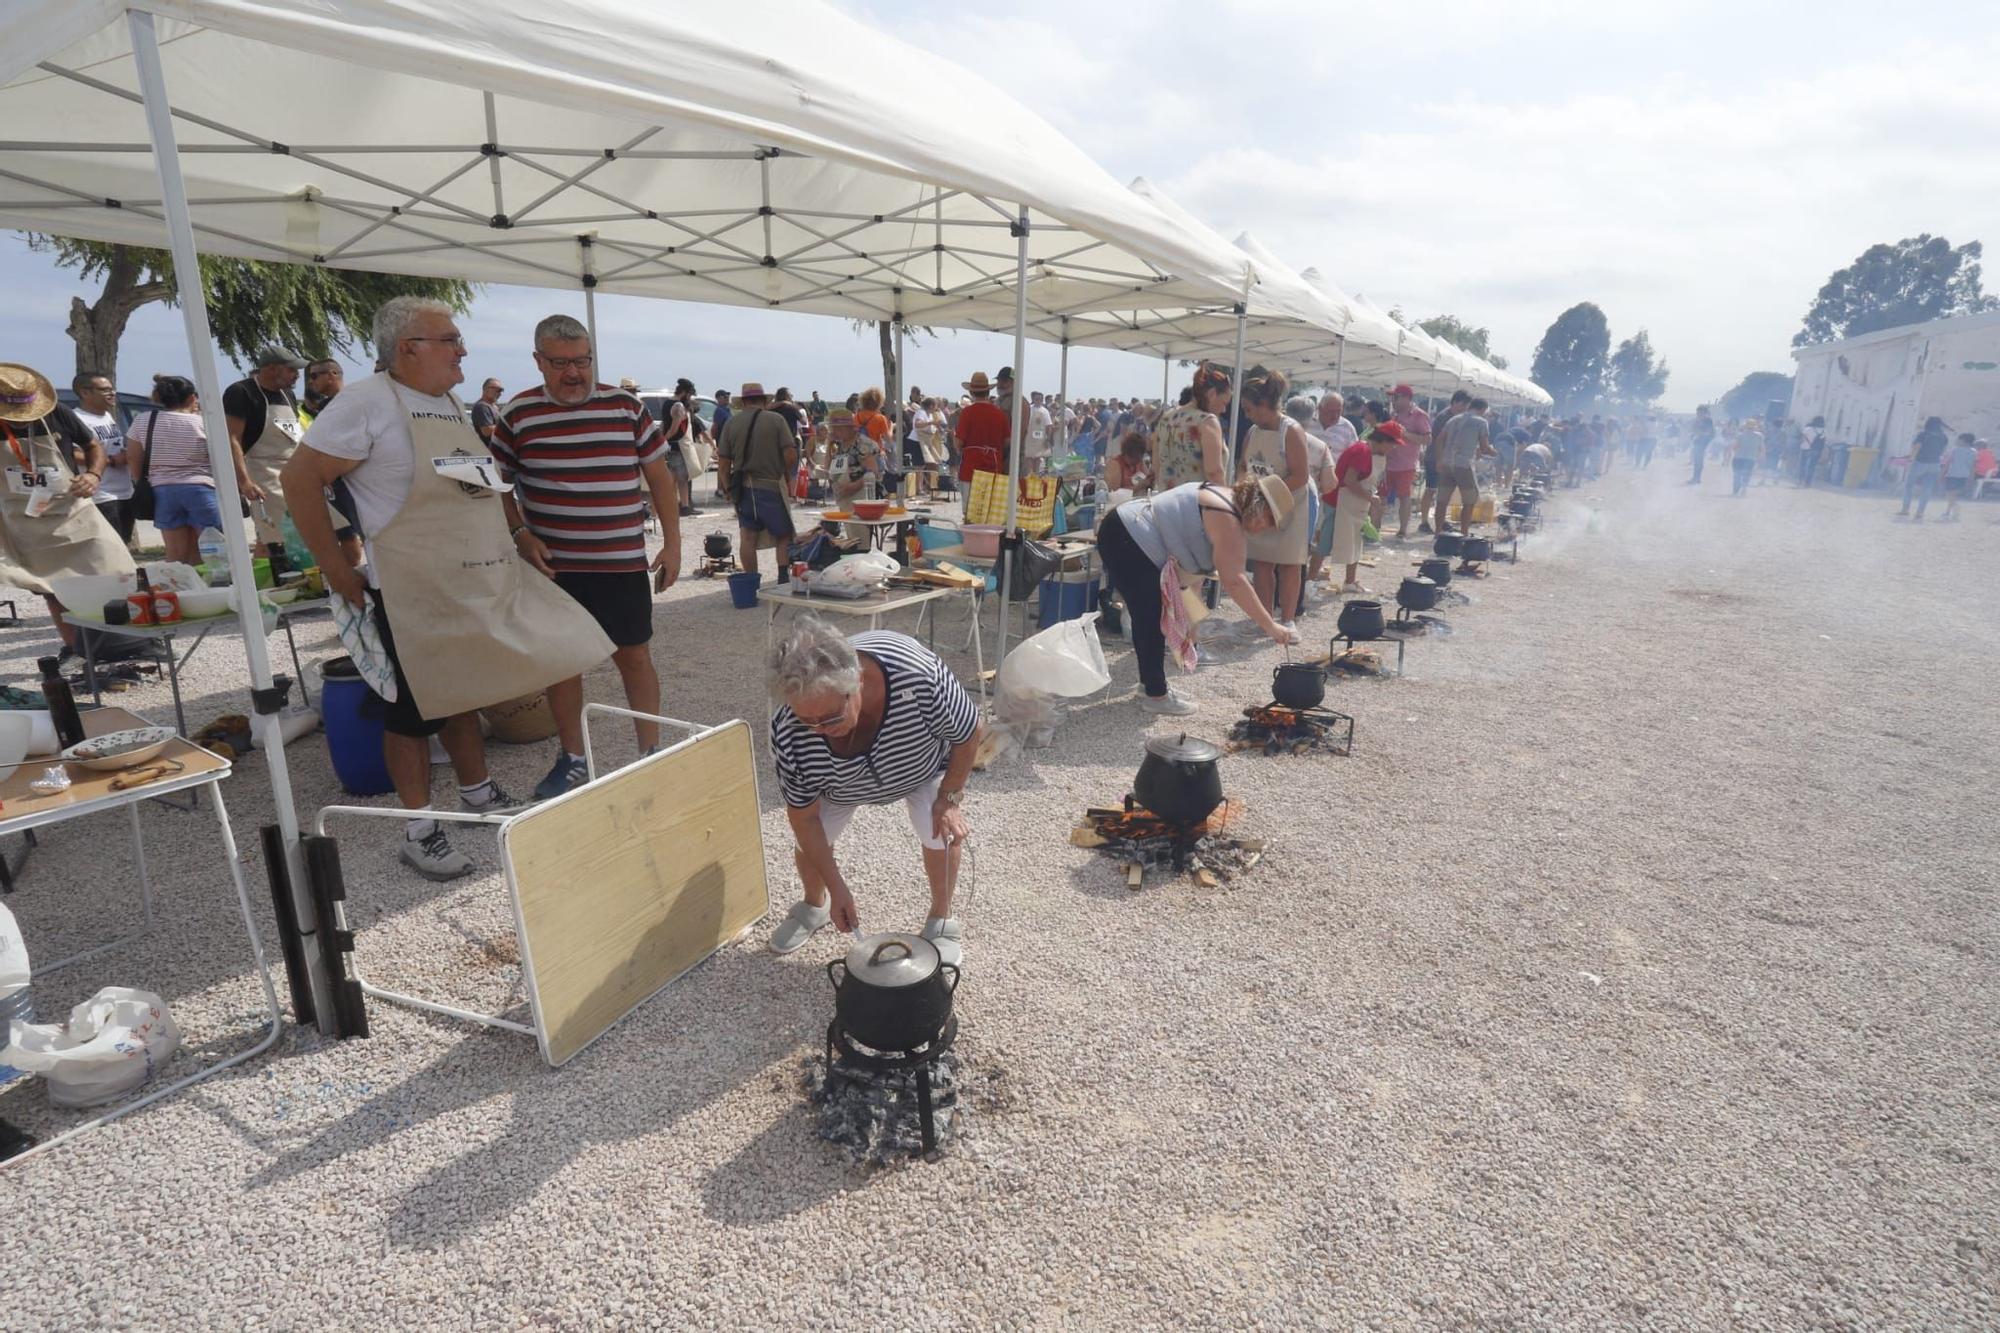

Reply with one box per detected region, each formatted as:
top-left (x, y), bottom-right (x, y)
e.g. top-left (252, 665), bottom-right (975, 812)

top-left (1402, 576), bottom-right (1435, 588)
top-left (1144, 731), bottom-right (1221, 764)
top-left (843, 931), bottom-right (941, 987)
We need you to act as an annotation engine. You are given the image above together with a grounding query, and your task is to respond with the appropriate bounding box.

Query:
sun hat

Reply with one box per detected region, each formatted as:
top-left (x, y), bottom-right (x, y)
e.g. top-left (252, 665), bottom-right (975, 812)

top-left (253, 346), bottom-right (308, 369)
top-left (827, 406), bottom-right (856, 424)
top-left (1253, 474), bottom-right (1295, 527)
top-left (962, 371), bottom-right (993, 394)
top-left (0, 364), bottom-right (56, 422)
top-left (1390, 383), bottom-right (1415, 398)
top-left (738, 381), bottom-right (769, 401)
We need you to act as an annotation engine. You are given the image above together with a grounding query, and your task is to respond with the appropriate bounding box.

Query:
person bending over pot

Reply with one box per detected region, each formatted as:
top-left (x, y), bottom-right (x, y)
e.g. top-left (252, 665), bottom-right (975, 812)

top-left (1095, 475), bottom-right (1301, 717)
top-left (766, 614), bottom-right (982, 965)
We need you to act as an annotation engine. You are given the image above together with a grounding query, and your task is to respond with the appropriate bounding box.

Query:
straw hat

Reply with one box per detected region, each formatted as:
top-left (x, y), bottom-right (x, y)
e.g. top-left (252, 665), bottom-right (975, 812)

top-left (962, 371), bottom-right (993, 394)
top-left (0, 364), bottom-right (56, 423)
top-left (739, 381), bottom-right (770, 401)
top-left (1253, 474), bottom-right (1295, 527)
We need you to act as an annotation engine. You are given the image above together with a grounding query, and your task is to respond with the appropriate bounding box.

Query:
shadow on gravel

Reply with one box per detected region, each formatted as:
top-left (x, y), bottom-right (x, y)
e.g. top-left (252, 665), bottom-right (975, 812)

top-left (699, 1097), bottom-right (852, 1226)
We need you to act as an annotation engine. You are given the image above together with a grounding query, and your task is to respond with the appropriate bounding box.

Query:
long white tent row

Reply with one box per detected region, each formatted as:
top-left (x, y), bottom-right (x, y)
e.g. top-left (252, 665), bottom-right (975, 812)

top-left (0, 0), bottom-right (1547, 1031)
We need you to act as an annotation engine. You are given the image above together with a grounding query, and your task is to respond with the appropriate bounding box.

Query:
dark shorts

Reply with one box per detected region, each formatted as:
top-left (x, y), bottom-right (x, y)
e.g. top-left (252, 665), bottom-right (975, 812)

top-left (734, 486), bottom-right (796, 538)
top-left (95, 498), bottom-right (136, 544)
top-left (1943, 476), bottom-right (1968, 494)
top-left (368, 588), bottom-right (449, 739)
top-left (553, 569), bottom-right (654, 648)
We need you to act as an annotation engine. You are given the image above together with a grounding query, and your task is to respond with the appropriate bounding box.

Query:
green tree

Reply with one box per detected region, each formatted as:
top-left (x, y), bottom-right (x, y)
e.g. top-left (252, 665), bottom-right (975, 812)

top-left (1608, 330), bottom-right (1669, 405)
top-left (1416, 314), bottom-right (1510, 370)
top-left (1530, 302), bottom-right (1611, 412)
top-left (28, 236), bottom-right (474, 382)
top-left (1794, 234), bottom-right (1996, 347)
top-left (1716, 371), bottom-right (1794, 422)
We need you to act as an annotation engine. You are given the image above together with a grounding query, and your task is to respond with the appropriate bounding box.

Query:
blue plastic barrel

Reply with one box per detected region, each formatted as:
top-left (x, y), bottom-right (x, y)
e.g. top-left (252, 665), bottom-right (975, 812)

top-left (319, 656), bottom-right (394, 795)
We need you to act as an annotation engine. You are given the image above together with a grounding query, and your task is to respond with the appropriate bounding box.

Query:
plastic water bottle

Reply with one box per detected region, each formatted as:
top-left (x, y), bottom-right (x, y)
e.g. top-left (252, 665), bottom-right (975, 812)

top-left (197, 527), bottom-right (230, 584)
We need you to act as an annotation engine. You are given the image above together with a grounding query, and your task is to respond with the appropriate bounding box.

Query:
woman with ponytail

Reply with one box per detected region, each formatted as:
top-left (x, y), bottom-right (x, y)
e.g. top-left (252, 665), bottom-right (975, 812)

top-left (1150, 361), bottom-right (1232, 491)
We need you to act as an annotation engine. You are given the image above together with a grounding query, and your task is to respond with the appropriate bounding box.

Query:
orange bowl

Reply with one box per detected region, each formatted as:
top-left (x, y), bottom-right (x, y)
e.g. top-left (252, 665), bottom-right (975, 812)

top-left (852, 500), bottom-right (891, 521)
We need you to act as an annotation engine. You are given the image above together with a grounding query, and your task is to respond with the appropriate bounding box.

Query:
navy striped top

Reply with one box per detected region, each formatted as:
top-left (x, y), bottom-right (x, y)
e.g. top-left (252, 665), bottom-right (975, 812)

top-left (771, 631), bottom-right (979, 808)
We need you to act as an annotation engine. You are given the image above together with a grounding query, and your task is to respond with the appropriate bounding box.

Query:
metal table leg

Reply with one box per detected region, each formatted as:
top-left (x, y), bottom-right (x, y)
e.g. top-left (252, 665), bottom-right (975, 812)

top-left (39, 803), bottom-right (159, 973)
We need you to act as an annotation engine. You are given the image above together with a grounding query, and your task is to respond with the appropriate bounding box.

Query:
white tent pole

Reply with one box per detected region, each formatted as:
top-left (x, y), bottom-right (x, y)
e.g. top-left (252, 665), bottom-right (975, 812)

top-left (128, 9), bottom-right (330, 1030)
top-left (579, 236), bottom-right (598, 352)
top-left (1058, 321), bottom-right (1070, 408)
top-left (1333, 336), bottom-right (1345, 396)
top-left (894, 316), bottom-right (906, 442)
top-left (1225, 277), bottom-right (1249, 481)
top-left (994, 205), bottom-right (1030, 673)
top-left (1161, 352), bottom-right (1170, 406)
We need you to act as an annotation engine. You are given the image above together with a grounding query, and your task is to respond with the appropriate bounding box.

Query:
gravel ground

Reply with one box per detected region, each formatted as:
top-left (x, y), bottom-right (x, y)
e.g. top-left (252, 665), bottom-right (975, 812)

top-left (1, 468), bottom-right (1995, 1329)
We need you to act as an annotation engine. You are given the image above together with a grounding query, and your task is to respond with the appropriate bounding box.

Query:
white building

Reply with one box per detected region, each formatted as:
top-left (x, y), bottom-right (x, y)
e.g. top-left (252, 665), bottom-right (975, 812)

top-left (1789, 311), bottom-right (2000, 456)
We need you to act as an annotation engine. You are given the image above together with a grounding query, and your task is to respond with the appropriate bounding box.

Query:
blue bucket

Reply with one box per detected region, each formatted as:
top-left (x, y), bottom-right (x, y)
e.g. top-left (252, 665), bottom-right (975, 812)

top-left (726, 570), bottom-right (763, 609)
top-left (319, 657), bottom-right (394, 796)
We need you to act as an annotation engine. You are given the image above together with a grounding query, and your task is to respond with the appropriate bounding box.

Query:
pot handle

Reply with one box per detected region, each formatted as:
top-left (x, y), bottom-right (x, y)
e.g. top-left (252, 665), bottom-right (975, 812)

top-left (825, 958), bottom-right (846, 990)
top-left (868, 939), bottom-right (913, 966)
top-left (939, 962), bottom-right (960, 994)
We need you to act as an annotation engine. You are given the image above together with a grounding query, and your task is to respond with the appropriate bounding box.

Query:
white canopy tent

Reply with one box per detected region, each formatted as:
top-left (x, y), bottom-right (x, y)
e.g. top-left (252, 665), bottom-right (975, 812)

top-left (0, 0), bottom-right (1306, 1032)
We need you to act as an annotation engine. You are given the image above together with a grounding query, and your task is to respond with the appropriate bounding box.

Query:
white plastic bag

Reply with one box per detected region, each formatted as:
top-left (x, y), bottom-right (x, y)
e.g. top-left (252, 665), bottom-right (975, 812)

top-left (814, 550), bottom-right (900, 593)
top-left (4, 987), bottom-right (180, 1108)
top-left (997, 614), bottom-right (1112, 698)
top-left (0, 903), bottom-right (28, 1003)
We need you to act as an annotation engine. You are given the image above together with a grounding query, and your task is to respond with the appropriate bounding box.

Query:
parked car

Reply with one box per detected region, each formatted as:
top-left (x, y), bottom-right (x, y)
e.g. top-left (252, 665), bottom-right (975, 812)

top-left (637, 391), bottom-right (718, 481)
top-left (54, 387), bottom-right (157, 429)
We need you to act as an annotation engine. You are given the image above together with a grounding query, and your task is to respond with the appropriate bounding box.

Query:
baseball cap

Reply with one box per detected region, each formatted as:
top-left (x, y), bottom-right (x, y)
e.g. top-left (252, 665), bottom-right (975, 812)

top-left (254, 346), bottom-right (308, 369)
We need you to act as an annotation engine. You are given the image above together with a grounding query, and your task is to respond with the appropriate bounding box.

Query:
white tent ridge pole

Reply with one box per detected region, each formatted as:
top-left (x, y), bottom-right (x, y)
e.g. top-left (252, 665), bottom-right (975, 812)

top-left (1334, 337), bottom-right (1345, 397)
top-left (127, 9), bottom-right (328, 1030)
top-left (894, 315), bottom-right (906, 443)
top-left (579, 234), bottom-right (598, 352)
top-left (994, 205), bottom-right (1030, 674)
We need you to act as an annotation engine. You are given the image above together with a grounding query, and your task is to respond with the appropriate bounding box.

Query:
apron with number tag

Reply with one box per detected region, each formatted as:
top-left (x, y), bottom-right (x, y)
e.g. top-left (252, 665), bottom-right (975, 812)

top-left (0, 419), bottom-right (135, 597)
top-left (368, 383), bottom-right (613, 719)
top-left (241, 389), bottom-right (307, 546)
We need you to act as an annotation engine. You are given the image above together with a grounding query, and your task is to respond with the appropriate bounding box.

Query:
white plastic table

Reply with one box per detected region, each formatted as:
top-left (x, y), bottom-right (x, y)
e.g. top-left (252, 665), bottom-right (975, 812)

top-left (760, 583), bottom-right (986, 703)
top-left (0, 705), bottom-right (282, 1167)
top-left (65, 598), bottom-right (327, 736)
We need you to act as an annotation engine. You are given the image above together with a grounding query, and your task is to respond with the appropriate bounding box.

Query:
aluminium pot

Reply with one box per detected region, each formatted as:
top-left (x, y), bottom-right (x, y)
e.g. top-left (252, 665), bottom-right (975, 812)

top-left (1336, 599), bottom-right (1385, 641)
top-left (1134, 732), bottom-right (1225, 828)
top-left (1418, 557), bottom-right (1454, 586)
top-left (1273, 662), bottom-right (1327, 710)
top-left (827, 932), bottom-right (959, 1053)
top-left (1432, 532), bottom-right (1463, 558)
top-left (1461, 536), bottom-right (1493, 562)
top-left (1397, 576), bottom-right (1440, 612)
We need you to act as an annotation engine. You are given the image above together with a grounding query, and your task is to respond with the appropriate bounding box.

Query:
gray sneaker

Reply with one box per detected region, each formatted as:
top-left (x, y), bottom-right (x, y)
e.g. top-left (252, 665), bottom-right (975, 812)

top-left (402, 825), bottom-right (473, 881)
top-left (1141, 689), bottom-right (1198, 717)
top-left (921, 915), bottom-right (963, 967)
top-left (461, 778), bottom-right (527, 815)
top-left (768, 900), bottom-right (831, 955)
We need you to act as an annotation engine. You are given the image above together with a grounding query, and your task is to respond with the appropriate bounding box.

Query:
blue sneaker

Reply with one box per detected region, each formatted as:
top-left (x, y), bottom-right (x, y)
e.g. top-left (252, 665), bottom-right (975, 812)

top-left (532, 752), bottom-right (589, 801)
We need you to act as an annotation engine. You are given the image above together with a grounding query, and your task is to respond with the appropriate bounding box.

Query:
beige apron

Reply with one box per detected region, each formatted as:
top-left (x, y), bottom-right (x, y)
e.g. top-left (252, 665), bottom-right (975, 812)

top-left (240, 390), bottom-right (305, 547)
top-left (0, 420), bottom-right (135, 597)
top-left (369, 384), bottom-right (613, 720)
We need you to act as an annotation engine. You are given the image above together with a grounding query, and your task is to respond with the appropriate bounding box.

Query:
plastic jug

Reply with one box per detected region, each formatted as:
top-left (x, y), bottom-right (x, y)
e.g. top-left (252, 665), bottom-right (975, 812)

top-left (197, 527), bottom-right (231, 584)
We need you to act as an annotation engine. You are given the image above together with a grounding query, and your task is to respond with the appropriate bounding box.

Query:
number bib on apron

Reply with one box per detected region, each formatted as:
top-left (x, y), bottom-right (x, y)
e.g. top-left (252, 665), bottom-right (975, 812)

top-left (0, 422), bottom-right (134, 597)
top-left (368, 384), bottom-right (614, 720)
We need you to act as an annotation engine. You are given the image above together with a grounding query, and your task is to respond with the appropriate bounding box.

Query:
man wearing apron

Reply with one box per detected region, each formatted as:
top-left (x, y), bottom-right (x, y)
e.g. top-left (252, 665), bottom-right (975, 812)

top-left (226, 347), bottom-right (363, 565)
top-left (0, 364), bottom-right (135, 655)
top-left (282, 298), bottom-right (614, 881)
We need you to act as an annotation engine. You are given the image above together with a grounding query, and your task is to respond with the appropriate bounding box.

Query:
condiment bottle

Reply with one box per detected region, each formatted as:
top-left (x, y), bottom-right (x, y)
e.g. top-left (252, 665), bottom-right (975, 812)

top-left (125, 569), bottom-right (156, 627)
top-left (37, 656), bottom-right (85, 749)
top-left (149, 581), bottom-right (181, 625)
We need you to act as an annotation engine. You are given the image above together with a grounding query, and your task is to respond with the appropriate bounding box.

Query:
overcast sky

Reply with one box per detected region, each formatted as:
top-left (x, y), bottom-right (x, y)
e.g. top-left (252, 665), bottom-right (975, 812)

top-left (4, 0), bottom-right (1996, 410)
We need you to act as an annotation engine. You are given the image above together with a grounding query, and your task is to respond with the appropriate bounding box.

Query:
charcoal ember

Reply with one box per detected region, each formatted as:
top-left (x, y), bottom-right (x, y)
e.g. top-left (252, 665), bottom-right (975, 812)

top-left (803, 1051), bottom-right (965, 1166)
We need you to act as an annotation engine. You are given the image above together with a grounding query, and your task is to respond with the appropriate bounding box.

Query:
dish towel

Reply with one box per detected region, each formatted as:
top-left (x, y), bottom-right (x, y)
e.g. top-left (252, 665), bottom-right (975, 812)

top-left (1160, 559), bottom-right (1199, 675)
top-left (331, 594), bottom-right (398, 702)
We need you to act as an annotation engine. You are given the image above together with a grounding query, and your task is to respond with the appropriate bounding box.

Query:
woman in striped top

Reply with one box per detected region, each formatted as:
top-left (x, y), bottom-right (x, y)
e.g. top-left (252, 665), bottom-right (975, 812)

top-left (766, 617), bottom-right (983, 965)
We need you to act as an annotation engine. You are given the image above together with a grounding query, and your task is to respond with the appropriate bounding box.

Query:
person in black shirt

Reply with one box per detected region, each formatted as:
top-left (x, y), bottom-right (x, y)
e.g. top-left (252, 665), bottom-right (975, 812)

top-left (1900, 415), bottom-right (1951, 519)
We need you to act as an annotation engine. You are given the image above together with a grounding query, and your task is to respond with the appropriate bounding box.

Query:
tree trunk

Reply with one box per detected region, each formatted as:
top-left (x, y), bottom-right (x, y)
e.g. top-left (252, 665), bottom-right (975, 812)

top-left (64, 246), bottom-right (172, 384)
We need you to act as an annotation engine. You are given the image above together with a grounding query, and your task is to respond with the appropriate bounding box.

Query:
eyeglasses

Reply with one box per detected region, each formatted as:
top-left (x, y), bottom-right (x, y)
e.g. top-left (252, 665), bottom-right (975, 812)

top-left (792, 698), bottom-right (852, 731)
top-left (541, 355), bottom-right (594, 371)
top-left (406, 335), bottom-right (466, 350)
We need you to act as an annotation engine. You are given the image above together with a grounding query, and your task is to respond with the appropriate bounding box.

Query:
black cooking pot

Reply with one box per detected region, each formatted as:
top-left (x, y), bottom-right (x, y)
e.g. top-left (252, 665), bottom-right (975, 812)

top-left (1432, 533), bottom-right (1463, 558)
top-left (827, 933), bottom-right (958, 1053)
top-left (702, 532), bottom-right (733, 559)
top-left (1397, 576), bottom-right (1439, 611)
top-left (1461, 536), bottom-right (1493, 562)
top-left (1273, 662), bottom-right (1326, 709)
top-left (1134, 733), bottom-right (1225, 828)
top-left (1419, 556), bottom-right (1454, 585)
top-left (1336, 599), bottom-right (1385, 641)
top-left (1506, 494), bottom-right (1534, 517)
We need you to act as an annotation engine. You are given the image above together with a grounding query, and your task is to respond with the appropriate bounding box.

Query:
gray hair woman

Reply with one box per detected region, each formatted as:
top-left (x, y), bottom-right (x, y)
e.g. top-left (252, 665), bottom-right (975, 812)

top-left (765, 615), bottom-right (983, 964)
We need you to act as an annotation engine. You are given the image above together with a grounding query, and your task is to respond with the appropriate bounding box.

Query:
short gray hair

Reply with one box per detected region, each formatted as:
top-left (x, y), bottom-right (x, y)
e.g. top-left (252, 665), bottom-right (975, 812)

top-left (1321, 391), bottom-right (1345, 412)
top-left (534, 314), bottom-right (590, 347)
top-left (1283, 394), bottom-right (1316, 424)
top-left (372, 295), bottom-right (455, 357)
top-left (768, 614), bottom-right (860, 702)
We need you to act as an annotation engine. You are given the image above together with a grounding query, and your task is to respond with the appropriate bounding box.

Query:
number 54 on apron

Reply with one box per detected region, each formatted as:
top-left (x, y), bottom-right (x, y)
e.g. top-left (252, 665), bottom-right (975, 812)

top-left (368, 385), bottom-right (613, 720)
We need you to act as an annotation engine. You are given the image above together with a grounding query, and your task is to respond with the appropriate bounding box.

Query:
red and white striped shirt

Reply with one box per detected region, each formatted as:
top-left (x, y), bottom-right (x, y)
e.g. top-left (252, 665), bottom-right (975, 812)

top-left (491, 385), bottom-right (668, 574)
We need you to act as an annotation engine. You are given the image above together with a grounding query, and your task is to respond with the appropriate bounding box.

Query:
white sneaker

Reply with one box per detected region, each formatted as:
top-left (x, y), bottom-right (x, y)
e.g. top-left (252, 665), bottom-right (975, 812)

top-left (921, 915), bottom-right (963, 967)
top-left (401, 823), bottom-right (473, 881)
top-left (1141, 689), bottom-right (1198, 716)
top-left (769, 900), bottom-right (831, 954)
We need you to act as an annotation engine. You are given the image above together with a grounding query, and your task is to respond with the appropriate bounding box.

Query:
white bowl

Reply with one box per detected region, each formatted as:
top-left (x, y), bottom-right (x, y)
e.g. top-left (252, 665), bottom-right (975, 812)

top-left (61, 726), bottom-right (176, 772)
top-left (174, 588), bottom-right (236, 618)
top-left (262, 586), bottom-right (301, 606)
top-left (47, 573), bottom-right (134, 614)
top-left (0, 713), bottom-right (30, 773)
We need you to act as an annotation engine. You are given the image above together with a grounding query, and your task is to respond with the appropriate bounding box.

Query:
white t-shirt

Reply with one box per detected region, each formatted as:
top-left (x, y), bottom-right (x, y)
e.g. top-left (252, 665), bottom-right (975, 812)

top-left (74, 408), bottom-right (134, 501)
top-left (302, 372), bottom-right (462, 585)
top-left (1025, 403), bottom-right (1052, 457)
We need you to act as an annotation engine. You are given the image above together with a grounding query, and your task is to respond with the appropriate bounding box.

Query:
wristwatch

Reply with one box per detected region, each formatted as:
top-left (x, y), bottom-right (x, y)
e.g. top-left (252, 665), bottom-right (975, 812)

top-left (937, 788), bottom-right (964, 808)
top-left (509, 523), bottom-right (530, 539)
